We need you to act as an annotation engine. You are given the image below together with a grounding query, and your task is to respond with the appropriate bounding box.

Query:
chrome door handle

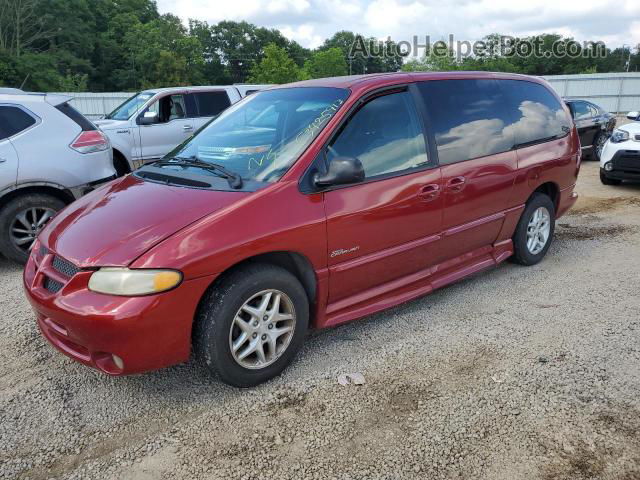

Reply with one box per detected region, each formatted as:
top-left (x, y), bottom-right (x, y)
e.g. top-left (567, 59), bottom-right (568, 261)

top-left (183, 125), bottom-right (193, 131)
top-left (0, 158), bottom-right (6, 164)
top-left (417, 183), bottom-right (440, 202)
top-left (447, 176), bottom-right (466, 192)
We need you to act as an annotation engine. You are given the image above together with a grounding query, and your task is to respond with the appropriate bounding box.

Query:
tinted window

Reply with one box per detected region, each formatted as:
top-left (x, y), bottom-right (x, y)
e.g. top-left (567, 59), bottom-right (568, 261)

top-left (572, 101), bottom-right (592, 119)
top-left (328, 91), bottom-right (428, 179)
top-left (193, 91), bottom-right (231, 117)
top-left (0, 106), bottom-right (37, 140)
top-left (418, 79), bottom-right (514, 165)
top-left (501, 80), bottom-right (570, 147)
top-left (56, 102), bottom-right (95, 131)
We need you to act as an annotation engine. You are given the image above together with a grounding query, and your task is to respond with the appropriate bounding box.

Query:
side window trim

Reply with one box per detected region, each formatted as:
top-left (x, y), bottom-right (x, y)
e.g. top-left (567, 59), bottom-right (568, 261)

top-left (0, 103), bottom-right (41, 141)
top-left (299, 84), bottom-right (435, 194)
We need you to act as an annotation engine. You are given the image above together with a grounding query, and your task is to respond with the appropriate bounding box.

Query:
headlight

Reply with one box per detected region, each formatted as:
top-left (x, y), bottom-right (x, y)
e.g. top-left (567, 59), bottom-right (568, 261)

top-left (88, 268), bottom-right (182, 296)
top-left (610, 129), bottom-right (630, 143)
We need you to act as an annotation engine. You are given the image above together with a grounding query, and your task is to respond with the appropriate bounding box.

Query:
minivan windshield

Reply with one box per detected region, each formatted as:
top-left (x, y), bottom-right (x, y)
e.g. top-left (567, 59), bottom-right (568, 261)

top-left (105, 92), bottom-right (154, 120)
top-left (164, 87), bottom-right (349, 184)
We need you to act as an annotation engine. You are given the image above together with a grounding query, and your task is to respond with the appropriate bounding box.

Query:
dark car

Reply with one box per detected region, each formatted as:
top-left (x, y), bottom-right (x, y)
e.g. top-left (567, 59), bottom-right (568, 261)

top-left (565, 99), bottom-right (616, 161)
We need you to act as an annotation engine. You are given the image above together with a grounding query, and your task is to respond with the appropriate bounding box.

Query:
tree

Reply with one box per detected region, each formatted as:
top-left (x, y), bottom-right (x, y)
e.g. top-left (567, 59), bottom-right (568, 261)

top-left (402, 44), bottom-right (460, 72)
top-left (0, 0), bottom-right (53, 57)
top-left (303, 48), bottom-right (347, 78)
top-left (248, 43), bottom-right (301, 84)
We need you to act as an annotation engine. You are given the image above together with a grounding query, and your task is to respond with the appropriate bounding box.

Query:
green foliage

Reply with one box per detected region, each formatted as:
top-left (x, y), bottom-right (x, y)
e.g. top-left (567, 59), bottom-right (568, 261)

top-left (0, 1), bottom-right (638, 93)
top-left (248, 43), bottom-right (302, 84)
top-left (303, 48), bottom-right (347, 78)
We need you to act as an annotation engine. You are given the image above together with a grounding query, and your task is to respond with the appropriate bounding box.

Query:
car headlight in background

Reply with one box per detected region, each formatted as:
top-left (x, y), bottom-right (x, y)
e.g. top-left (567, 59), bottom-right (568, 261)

top-left (88, 268), bottom-right (182, 296)
top-left (610, 129), bottom-right (630, 143)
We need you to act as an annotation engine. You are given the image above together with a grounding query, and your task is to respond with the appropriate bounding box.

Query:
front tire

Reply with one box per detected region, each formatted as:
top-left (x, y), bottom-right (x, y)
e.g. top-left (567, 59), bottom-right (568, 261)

top-left (0, 194), bottom-right (65, 264)
top-left (593, 133), bottom-right (607, 161)
top-left (193, 263), bottom-right (309, 387)
top-left (600, 170), bottom-right (621, 186)
top-left (511, 193), bottom-right (555, 266)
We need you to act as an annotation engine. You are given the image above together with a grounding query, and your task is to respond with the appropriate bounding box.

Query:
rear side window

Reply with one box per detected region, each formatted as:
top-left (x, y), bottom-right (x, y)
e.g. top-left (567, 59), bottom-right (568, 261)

top-left (56, 102), bottom-right (95, 131)
top-left (571, 101), bottom-right (592, 120)
top-left (417, 79), bottom-right (514, 165)
top-left (0, 105), bottom-right (37, 140)
top-left (501, 80), bottom-right (570, 147)
top-left (192, 91), bottom-right (231, 117)
top-left (328, 91), bottom-right (428, 179)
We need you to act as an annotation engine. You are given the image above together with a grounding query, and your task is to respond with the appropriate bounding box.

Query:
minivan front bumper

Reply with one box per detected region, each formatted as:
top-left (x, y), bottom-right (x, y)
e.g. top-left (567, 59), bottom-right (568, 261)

top-left (23, 244), bottom-right (215, 375)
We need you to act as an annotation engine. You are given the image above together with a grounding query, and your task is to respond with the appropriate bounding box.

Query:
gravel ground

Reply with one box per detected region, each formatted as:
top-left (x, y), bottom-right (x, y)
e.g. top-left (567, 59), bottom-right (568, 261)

top-left (1, 161), bottom-right (639, 480)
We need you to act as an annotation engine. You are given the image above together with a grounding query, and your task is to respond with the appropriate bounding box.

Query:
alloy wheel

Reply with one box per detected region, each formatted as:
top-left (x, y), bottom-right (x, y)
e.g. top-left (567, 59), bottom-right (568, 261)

top-left (595, 135), bottom-right (607, 159)
top-left (10, 207), bottom-right (56, 252)
top-left (526, 206), bottom-right (551, 255)
top-left (229, 289), bottom-right (296, 369)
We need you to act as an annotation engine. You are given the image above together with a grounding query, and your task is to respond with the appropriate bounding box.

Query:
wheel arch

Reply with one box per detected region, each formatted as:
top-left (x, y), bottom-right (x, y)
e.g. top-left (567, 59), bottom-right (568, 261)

top-left (112, 148), bottom-right (132, 176)
top-left (0, 183), bottom-right (74, 212)
top-left (531, 181), bottom-right (560, 213)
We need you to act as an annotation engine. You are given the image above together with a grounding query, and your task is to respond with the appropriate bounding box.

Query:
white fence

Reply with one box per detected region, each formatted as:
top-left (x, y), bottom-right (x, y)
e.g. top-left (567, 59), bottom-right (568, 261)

top-left (543, 72), bottom-right (640, 114)
top-left (56, 91), bottom-right (131, 120)
top-left (56, 73), bottom-right (640, 119)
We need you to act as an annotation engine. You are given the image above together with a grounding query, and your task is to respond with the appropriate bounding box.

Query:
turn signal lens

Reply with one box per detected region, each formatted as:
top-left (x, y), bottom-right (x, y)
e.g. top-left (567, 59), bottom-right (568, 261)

top-left (88, 268), bottom-right (182, 296)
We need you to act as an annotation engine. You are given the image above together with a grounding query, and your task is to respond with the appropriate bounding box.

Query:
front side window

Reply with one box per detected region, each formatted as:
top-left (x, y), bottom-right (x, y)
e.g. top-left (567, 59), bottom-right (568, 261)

top-left (165, 87), bottom-right (349, 184)
top-left (418, 79), bottom-right (514, 165)
top-left (144, 94), bottom-right (186, 123)
top-left (572, 101), bottom-right (592, 119)
top-left (0, 106), bottom-right (37, 140)
top-left (106, 92), bottom-right (154, 120)
top-left (328, 91), bottom-right (428, 178)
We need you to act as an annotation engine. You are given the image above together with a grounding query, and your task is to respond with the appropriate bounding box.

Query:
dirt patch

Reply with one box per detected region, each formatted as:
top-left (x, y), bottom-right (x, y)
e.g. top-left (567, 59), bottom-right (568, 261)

top-left (569, 196), bottom-right (640, 216)
top-left (556, 223), bottom-right (637, 241)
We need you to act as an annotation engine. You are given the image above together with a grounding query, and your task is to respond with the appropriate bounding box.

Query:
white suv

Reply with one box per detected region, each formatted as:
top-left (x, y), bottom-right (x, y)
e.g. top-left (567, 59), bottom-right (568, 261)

top-left (599, 111), bottom-right (640, 185)
top-left (95, 85), bottom-right (269, 175)
top-left (0, 89), bottom-right (115, 263)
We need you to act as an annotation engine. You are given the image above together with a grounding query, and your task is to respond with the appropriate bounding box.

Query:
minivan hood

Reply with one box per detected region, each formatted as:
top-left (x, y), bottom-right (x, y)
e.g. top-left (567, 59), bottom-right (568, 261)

top-left (40, 175), bottom-right (248, 267)
top-left (94, 118), bottom-right (129, 130)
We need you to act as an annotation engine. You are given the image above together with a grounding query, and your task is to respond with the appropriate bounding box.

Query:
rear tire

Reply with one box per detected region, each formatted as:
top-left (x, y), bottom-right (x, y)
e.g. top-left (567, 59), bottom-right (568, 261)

top-left (0, 194), bottom-right (65, 264)
top-left (193, 263), bottom-right (309, 387)
top-left (113, 151), bottom-right (131, 177)
top-left (511, 193), bottom-right (555, 266)
top-left (600, 170), bottom-right (621, 186)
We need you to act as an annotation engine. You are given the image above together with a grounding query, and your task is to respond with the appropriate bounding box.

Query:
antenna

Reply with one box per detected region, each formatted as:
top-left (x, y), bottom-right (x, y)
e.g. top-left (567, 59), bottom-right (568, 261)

top-left (19, 74), bottom-right (30, 90)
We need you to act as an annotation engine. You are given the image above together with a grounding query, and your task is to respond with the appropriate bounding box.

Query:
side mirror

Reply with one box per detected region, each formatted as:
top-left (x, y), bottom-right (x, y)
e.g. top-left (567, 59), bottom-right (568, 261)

top-left (138, 111), bottom-right (158, 125)
top-left (314, 156), bottom-right (365, 188)
top-left (626, 111), bottom-right (640, 121)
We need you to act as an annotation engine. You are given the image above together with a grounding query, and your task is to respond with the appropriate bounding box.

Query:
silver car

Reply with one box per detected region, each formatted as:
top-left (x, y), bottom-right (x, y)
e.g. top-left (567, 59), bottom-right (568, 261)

top-left (0, 89), bottom-right (116, 263)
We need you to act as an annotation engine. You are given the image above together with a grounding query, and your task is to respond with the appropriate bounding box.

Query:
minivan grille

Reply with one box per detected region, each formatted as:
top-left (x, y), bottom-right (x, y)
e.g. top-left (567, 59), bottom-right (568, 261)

top-left (44, 277), bottom-right (64, 294)
top-left (52, 255), bottom-right (80, 278)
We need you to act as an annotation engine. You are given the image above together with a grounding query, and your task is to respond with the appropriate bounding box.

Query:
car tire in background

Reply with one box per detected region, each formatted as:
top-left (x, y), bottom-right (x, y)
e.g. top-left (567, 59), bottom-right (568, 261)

top-left (593, 133), bottom-right (607, 162)
top-left (0, 194), bottom-right (65, 264)
top-left (510, 192), bottom-right (556, 266)
top-left (600, 170), bottom-right (622, 186)
top-left (193, 263), bottom-right (309, 387)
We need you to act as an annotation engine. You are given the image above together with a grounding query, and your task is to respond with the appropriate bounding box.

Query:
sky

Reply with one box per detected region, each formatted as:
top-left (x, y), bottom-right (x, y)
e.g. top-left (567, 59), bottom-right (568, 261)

top-left (156, 0), bottom-right (640, 51)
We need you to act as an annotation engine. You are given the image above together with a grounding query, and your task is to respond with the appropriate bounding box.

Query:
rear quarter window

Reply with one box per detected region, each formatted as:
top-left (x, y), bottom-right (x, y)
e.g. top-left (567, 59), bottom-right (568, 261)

top-left (56, 102), bottom-right (96, 131)
top-left (500, 80), bottom-right (570, 147)
top-left (0, 105), bottom-right (37, 140)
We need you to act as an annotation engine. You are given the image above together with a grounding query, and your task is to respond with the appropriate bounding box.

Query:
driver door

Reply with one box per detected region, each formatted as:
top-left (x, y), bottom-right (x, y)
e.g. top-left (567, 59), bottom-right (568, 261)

top-left (322, 88), bottom-right (443, 310)
top-left (138, 94), bottom-right (194, 162)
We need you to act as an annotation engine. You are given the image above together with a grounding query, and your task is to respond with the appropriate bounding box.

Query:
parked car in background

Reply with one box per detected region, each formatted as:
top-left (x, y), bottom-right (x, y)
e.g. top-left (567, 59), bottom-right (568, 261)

top-left (564, 99), bottom-right (616, 161)
top-left (24, 72), bottom-right (580, 387)
top-left (599, 111), bottom-right (640, 185)
top-left (0, 89), bottom-right (115, 263)
top-left (95, 85), bottom-right (269, 176)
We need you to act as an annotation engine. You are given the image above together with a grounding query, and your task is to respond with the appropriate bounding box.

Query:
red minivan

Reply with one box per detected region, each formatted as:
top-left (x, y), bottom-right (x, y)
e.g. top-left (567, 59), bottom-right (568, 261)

top-left (24, 72), bottom-right (580, 387)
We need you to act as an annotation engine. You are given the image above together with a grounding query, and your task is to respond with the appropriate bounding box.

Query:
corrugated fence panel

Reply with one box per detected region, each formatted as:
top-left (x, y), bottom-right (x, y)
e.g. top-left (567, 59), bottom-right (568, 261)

top-left (54, 92), bottom-right (131, 119)
top-left (544, 73), bottom-right (640, 113)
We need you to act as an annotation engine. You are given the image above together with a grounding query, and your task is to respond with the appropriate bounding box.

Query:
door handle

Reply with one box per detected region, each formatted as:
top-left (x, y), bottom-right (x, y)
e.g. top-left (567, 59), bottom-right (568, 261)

top-left (417, 183), bottom-right (440, 202)
top-left (447, 176), bottom-right (466, 192)
top-left (0, 158), bottom-right (6, 164)
top-left (183, 125), bottom-right (193, 131)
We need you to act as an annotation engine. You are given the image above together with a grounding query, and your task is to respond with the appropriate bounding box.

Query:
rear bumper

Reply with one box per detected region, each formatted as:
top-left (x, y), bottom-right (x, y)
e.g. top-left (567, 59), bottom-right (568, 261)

top-left (23, 248), bottom-right (215, 375)
top-left (69, 174), bottom-right (117, 200)
top-left (557, 184), bottom-right (578, 218)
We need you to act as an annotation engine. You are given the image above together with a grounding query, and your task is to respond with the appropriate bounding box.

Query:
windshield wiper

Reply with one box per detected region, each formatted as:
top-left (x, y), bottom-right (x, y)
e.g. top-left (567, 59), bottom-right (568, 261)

top-left (153, 156), bottom-right (243, 189)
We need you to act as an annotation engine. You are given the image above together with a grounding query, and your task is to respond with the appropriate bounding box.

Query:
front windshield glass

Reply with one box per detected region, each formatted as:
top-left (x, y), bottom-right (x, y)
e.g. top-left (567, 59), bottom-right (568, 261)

top-left (168, 87), bottom-right (349, 184)
top-left (106, 92), bottom-right (154, 120)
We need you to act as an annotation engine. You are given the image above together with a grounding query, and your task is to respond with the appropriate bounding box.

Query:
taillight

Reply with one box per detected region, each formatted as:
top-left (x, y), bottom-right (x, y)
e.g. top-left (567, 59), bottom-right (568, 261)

top-left (70, 130), bottom-right (109, 154)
